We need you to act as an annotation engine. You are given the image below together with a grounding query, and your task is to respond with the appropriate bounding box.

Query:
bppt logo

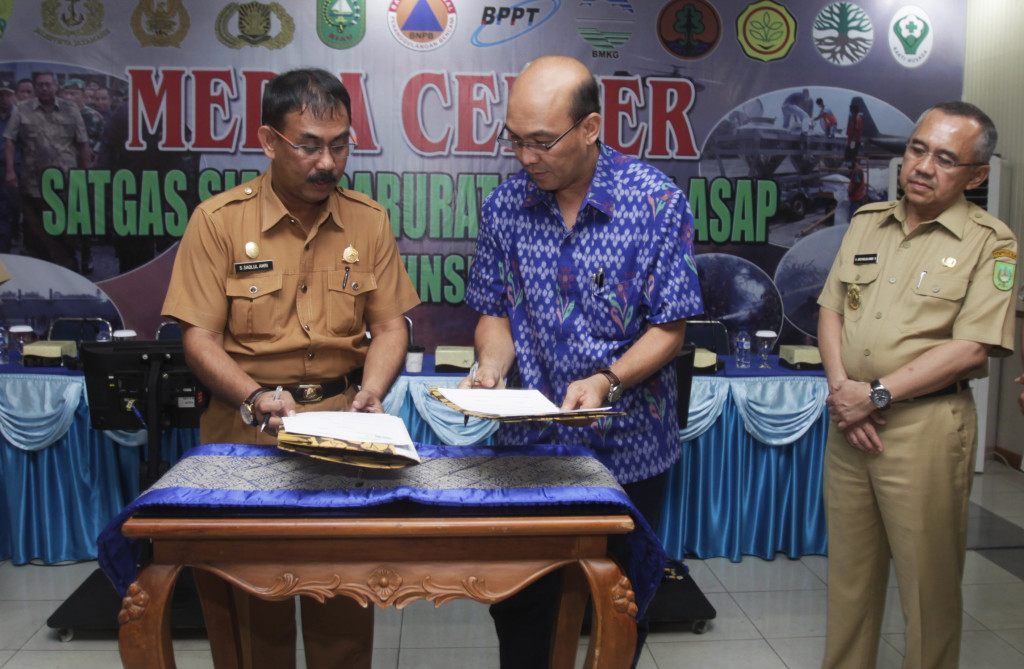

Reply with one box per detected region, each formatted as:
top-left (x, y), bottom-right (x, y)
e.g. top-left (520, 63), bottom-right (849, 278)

top-left (481, 6), bottom-right (542, 26)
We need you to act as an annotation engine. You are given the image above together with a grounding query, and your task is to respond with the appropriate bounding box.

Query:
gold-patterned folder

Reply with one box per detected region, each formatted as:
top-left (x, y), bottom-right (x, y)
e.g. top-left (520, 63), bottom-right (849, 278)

top-left (276, 412), bottom-right (420, 469)
top-left (429, 387), bottom-right (625, 423)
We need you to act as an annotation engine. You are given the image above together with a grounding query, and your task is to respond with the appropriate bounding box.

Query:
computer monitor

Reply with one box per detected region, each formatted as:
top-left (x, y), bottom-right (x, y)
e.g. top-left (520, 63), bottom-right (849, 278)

top-left (80, 340), bottom-right (206, 431)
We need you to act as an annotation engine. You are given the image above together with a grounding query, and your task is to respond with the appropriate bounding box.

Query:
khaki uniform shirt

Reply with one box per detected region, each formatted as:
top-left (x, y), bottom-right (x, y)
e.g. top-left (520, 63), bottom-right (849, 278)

top-left (162, 168), bottom-right (420, 443)
top-left (818, 196), bottom-right (1016, 383)
top-left (3, 98), bottom-right (87, 197)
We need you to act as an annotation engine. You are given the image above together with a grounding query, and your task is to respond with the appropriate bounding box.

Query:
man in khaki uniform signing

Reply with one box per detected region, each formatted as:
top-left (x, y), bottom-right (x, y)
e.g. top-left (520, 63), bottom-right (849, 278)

top-left (163, 68), bottom-right (420, 669)
top-left (817, 101), bottom-right (1016, 669)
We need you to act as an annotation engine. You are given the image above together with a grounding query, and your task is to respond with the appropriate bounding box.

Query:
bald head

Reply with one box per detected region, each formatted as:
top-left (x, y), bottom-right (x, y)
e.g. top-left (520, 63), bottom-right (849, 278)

top-left (510, 56), bottom-right (599, 122)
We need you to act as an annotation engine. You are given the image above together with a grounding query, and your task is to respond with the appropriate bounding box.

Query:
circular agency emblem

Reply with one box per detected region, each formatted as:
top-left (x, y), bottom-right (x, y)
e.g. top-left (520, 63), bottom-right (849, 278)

top-left (813, 1), bottom-right (873, 66)
top-left (131, 0), bottom-right (190, 47)
top-left (37, 0), bottom-right (111, 45)
top-left (736, 0), bottom-right (796, 63)
top-left (889, 5), bottom-right (932, 68)
top-left (657, 0), bottom-right (722, 60)
top-left (388, 0), bottom-right (457, 51)
top-left (215, 1), bottom-right (295, 49)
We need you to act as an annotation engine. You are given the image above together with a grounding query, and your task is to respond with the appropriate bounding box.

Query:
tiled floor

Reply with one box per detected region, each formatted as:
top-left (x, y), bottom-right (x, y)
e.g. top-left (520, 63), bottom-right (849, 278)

top-left (2, 460), bottom-right (1023, 668)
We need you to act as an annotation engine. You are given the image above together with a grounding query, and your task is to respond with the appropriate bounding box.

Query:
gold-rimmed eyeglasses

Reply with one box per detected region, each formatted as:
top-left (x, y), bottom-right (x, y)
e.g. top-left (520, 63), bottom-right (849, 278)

top-left (496, 116), bottom-right (586, 153)
top-left (268, 125), bottom-right (357, 159)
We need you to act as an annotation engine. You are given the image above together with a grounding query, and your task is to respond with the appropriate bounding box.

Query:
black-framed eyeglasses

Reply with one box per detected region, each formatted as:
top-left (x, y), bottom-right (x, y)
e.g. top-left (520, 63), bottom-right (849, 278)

top-left (268, 125), bottom-right (357, 159)
top-left (496, 115), bottom-right (586, 153)
top-left (905, 142), bottom-right (986, 171)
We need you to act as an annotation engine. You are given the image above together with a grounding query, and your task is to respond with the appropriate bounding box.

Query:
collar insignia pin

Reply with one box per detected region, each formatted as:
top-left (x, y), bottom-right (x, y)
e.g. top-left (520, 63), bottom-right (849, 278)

top-left (847, 285), bottom-right (861, 310)
top-left (942, 257), bottom-right (957, 268)
top-left (245, 242), bottom-right (259, 259)
top-left (343, 246), bottom-right (359, 263)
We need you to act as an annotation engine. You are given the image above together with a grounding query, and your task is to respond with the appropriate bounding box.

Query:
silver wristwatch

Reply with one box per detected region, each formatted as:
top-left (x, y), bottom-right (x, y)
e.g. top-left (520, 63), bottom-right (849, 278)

top-left (869, 379), bottom-right (891, 410)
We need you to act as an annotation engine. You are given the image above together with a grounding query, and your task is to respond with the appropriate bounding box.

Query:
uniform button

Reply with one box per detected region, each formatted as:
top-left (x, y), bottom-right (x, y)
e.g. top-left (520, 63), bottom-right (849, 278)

top-left (244, 187), bottom-right (252, 195)
top-left (932, 286), bottom-right (940, 293)
top-left (864, 349), bottom-right (871, 356)
top-left (902, 241), bottom-right (911, 248)
top-left (305, 244), bottom-right (310, 251)
top-left (889, 277), bottom-right (896, 283)
top-left (875, 312), bottom-right (882, 319)
top-left (304, 324), bottom-right (310, 330)
top-left (307, 352), bottom-right (315, 359)
top-left (301, 285), bottom-right (307, 293)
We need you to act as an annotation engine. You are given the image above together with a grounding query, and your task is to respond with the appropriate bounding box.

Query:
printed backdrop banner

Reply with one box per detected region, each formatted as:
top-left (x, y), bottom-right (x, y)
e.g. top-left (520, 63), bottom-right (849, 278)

top-left (0, 0), bottom-right (964, 350)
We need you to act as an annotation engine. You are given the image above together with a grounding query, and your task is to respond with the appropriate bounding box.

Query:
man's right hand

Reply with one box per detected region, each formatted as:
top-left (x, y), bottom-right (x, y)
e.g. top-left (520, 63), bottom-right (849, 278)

top-left (458, 364), bottom-right (504, 389)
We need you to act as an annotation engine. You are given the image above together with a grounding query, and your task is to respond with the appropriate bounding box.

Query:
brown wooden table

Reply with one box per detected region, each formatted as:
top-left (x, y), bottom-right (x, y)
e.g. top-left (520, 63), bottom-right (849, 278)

top-left (116, 512), bottom-right (639, 668)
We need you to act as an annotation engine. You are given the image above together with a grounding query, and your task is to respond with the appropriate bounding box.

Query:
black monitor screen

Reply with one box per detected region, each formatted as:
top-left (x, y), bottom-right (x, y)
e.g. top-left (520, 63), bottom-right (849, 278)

top-left (80, 340), bottom-right (206, 430)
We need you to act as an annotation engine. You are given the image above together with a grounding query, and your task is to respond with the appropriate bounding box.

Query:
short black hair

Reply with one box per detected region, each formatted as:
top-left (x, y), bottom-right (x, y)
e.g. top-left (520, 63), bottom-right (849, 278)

top-left (568, 73), bottom-right (600, 122)
top-left (261, 68), bottom-right (351, 130)
top-left (917, 100), bottom-right (998, 164)
top-left (31, 71), bottom-right (56, 84)
top-left (816, 98), bottom-right (824, 106)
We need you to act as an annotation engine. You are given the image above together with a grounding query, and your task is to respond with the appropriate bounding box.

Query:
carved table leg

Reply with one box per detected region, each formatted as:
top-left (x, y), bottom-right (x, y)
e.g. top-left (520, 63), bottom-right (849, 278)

top-left (580, 559), bottom-right (637, 669)
top-left (118, 563), bottom-right (182, 669)
top-left (193, 568), bottom-right (244, 669)
top-left (551, 562), bottom-right (589, 669)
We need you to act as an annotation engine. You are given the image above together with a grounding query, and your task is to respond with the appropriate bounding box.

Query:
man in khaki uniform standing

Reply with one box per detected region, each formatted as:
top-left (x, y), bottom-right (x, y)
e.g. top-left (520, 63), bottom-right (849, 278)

top-left (817, 101), bottom-right (1016, 669)
top-left (163, 68), bottom-right (420, 669)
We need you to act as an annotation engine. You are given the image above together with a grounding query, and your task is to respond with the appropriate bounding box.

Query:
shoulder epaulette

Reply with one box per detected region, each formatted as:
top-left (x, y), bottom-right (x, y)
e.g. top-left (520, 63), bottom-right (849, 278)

top-left (966, 201), bottom-right (1016, 241)
top-left (199, 178), bottom-right (261, 214)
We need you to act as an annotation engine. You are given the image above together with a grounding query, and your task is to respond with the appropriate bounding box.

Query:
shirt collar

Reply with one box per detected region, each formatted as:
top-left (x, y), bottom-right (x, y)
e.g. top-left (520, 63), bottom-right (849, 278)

top-left (521, 143), bottom-right (616, 219)
top-left (894, 194), bottom-right (970, 239)
top-left (259, 164), bottom-right (343, 233)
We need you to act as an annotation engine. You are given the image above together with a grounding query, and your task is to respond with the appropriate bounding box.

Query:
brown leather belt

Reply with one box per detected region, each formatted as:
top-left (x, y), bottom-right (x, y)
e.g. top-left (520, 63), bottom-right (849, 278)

top-left (914, 380), bottom-right (970, 401)
top-left (282, 369), bottom-right (363, 404)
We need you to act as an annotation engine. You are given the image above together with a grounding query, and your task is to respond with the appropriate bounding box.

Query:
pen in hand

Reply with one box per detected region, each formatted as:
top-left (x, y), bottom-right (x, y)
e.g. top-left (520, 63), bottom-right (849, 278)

top-left (260, 385), bottom-right (283, 433)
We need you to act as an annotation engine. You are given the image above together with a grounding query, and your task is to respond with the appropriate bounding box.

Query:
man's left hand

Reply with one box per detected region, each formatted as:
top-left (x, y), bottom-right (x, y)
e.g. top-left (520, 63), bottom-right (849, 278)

top-left (350, 388), bottom-right (384, 413)
top-left (557, 375), bottom-right (607, 427)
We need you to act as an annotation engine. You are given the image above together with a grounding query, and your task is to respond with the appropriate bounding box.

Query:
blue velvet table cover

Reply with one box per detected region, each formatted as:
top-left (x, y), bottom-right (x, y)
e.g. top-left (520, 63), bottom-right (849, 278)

top-left (98, 442), bottom-right (667, 614)
top-left (0, 367), bottom-right (197, 564)
top-left (660, 374), bottom-right (829, 562)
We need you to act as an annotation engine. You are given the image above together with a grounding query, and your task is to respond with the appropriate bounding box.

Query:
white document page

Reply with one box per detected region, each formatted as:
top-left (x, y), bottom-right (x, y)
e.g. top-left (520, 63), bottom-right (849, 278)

top-left (434, 388), bottom-right (613, 417)
top-left (281, 412), bottom-right (415, 448)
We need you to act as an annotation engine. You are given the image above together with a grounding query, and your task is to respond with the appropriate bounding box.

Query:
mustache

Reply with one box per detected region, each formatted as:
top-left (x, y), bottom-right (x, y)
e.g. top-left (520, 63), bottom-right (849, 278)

top-left (307, 171), bottom-right (339, 185)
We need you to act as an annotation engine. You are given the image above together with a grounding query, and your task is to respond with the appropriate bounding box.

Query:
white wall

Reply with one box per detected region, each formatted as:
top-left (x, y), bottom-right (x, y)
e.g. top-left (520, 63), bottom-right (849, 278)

top-left (965, 0), bottom-right (1024, 461)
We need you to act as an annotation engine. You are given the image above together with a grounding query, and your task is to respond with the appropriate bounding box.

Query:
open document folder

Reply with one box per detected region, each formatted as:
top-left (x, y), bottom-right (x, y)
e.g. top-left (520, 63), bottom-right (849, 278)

top-left (429, 387), bottom-right (625, 422)
top-left (277, 411), bottom-right (420, 469)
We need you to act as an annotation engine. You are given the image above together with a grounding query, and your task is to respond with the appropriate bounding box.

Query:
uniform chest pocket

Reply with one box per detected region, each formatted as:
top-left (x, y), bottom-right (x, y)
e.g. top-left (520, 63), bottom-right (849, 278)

top-left (226, 273), bottom-right (284, 341)
top-left (327, 269), bottom-right (377, 336)
top-left (837, 264), bottom-right (880, 322)
top-left (896, 275), bottom-right (969, 335)
top-left (584, 277), bottom-right (644, 340)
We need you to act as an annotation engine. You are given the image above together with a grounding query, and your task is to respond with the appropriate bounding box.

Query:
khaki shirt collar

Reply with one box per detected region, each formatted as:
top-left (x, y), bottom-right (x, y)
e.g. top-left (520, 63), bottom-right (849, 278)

top-left (259, 164), bottom-right (344, 233)
top-left (893, 194), bottom-right (970, 239)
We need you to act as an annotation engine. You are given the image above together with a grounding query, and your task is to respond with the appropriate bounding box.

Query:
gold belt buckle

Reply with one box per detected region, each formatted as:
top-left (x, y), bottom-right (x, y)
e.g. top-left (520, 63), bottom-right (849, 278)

top-left (295, 384), bottom-right (324, 403)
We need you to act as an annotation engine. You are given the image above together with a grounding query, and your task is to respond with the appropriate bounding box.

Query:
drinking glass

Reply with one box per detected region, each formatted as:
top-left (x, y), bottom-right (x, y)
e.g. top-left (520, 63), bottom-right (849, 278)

top-left (755, 330), bottom-right (777, 368)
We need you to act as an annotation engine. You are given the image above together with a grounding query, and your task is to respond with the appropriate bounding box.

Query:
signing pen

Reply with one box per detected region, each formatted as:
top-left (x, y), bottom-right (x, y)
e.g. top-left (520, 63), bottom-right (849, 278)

top-left (260, 385), bottom-right (283, 433)
top-left (342, 266), bottom-right (350, 289)
top-left (465, 361), bottom-right (480, 426)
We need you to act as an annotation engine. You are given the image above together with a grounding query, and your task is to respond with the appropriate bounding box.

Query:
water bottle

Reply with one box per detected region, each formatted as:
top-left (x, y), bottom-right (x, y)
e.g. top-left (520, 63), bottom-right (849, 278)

top-left (0, 326), bottom-right (7, 365)
top-left (735, 329), bottom-right (751, 368)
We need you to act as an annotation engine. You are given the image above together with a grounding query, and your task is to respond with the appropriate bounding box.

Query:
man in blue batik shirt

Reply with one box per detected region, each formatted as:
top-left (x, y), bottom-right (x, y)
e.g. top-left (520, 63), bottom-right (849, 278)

top-left (463, 55), bottom-right (704, 668)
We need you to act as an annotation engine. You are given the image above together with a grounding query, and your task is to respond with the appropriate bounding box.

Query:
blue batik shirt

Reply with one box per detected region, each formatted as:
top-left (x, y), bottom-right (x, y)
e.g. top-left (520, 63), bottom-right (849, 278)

top-left (465, 143), bottom-right (704, 484)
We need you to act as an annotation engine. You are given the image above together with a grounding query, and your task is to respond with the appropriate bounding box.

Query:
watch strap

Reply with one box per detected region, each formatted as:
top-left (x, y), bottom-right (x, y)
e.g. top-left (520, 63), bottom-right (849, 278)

top-left (597, 368), bottom-right (620, 388)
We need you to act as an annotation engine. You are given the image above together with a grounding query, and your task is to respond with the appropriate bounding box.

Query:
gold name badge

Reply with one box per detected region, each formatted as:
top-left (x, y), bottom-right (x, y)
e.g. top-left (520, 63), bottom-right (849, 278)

top-left (847, 285), bottom-right (861, 310)
top-left (343, 246), bottom-right (359, 263)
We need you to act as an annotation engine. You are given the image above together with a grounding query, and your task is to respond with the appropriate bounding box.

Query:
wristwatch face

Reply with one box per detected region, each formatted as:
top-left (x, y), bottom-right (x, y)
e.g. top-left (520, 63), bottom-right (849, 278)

top-left (240, 401), bottom-right (257, 426)
top-left (869, 384), bottom-right (891, 409)
top-left (607, 383), bottom-right (623, 403)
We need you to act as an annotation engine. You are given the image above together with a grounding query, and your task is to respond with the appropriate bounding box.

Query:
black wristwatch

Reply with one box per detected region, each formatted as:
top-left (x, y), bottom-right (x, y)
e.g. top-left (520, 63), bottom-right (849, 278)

top-left (240, 387), bottom-right (269, 426)
top-left (597, 368), bottom-right (623, 404)
top-left (869, 379), bottom-right (891, 410)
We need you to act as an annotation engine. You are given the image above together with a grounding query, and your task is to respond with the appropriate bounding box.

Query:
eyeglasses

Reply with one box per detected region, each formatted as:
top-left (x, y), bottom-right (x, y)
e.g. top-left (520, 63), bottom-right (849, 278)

top-left (268, 125), bottom-right (357, 159)
top-left (905, 142), bottom-right (986, 171)
top-left (496, 116), bottom-right (586, 153)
